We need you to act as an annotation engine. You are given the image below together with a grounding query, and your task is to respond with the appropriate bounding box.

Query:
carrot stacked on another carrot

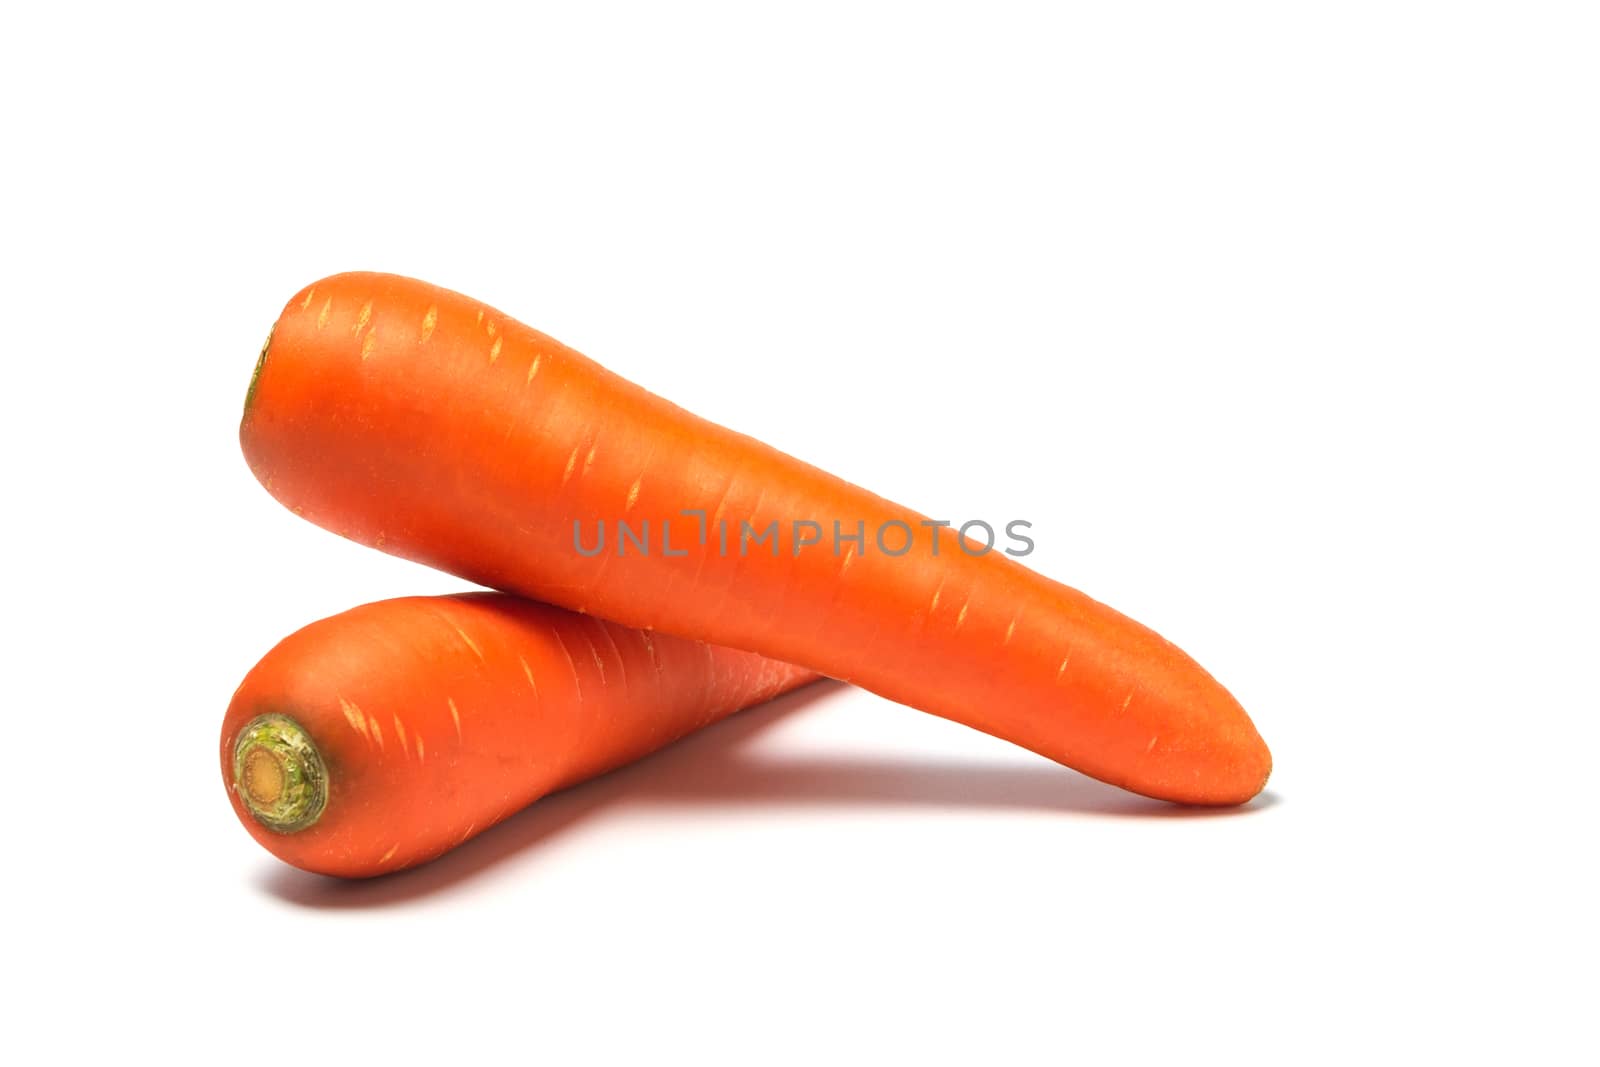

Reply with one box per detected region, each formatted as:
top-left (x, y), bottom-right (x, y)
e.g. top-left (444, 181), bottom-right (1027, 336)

top-left (222, 593), bottom-right (815, 877)
top-left (241, 272), bottom-right (1271, 805)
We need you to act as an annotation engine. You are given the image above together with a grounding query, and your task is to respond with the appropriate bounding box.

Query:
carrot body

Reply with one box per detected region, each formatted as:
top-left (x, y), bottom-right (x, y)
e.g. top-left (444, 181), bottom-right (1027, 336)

top-left (221, 593), bottom-right (816, 877)
top-left (242, 272), bottom-right (1271, 804)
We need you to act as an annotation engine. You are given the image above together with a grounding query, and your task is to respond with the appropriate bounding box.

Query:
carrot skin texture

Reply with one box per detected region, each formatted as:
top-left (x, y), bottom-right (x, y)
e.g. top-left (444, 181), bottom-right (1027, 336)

top-left (242, 273), bottom-right (1271, 805)
top-left (220, 593), bottom-right (816, 877)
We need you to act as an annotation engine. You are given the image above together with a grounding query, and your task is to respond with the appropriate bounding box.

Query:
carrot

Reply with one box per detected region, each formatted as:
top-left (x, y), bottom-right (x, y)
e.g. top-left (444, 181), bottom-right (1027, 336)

top-left (242, 272), bottom-right (1271, 805)
top-left (222, 593), bottom-right (816, 877)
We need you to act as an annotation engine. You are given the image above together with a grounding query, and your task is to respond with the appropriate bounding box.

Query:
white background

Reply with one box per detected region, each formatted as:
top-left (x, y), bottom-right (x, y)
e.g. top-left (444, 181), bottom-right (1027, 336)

top-left (5, 3), bottom-right (1596, 1063)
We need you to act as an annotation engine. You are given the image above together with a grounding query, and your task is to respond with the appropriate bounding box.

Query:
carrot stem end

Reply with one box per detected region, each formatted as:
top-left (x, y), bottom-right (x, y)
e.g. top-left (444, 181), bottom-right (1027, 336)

top-left (243, 326), bottom-right (273, 418)
top-left (232, 714), bottom-right (326, 833)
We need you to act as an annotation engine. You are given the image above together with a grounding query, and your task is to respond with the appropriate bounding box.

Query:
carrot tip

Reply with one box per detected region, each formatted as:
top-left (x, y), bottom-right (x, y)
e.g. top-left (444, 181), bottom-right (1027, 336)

top-left (232, 714), bottom-right (326, 833)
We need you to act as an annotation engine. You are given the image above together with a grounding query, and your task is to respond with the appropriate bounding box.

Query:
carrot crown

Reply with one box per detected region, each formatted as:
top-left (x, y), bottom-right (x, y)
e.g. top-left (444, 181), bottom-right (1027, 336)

top-left (232, 714), bottom-right (327, 833)
top-left (243, 327), bottom-right (273, 418)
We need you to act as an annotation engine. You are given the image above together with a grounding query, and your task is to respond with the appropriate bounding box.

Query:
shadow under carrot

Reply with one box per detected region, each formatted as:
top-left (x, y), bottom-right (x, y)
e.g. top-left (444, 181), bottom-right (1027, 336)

top-left (256, 681), bottom-right (1279, 909)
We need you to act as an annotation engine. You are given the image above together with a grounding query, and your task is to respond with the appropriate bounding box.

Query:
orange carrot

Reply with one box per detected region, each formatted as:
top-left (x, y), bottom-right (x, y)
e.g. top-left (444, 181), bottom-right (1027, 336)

top-left (242, 272), bottom-right (1271, 805)
top-left (222, 593), bottom-right (815, 877)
